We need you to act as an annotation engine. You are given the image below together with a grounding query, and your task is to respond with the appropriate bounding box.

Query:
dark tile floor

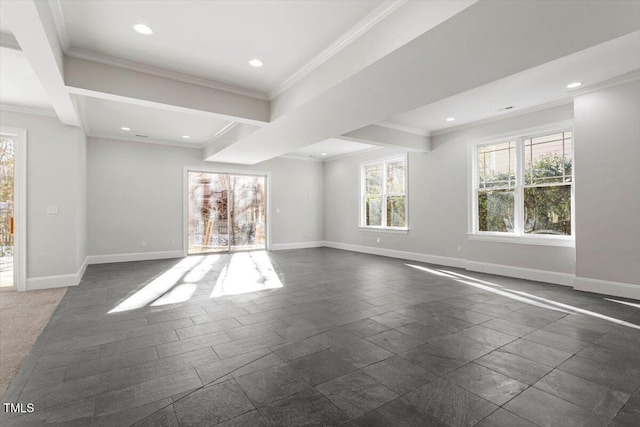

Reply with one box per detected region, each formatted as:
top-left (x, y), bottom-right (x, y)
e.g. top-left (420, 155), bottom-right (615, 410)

top-left (1, 248), bottom-right (639, 426)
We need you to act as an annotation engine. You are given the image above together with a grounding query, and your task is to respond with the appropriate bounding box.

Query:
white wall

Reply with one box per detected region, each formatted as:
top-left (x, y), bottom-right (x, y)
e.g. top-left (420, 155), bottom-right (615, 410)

top-left (574, 80), bottom-right (640, 296)
top-left (0, 111), bottom-right (87, 288)
top-left (324, 104), bottom-right (575, 284)
top-left (87, 137), bottom-right (323, 260)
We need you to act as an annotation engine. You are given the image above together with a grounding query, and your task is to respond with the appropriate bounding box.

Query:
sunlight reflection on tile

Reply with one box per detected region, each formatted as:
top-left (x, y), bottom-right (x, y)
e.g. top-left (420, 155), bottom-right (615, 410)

top-left (604, 298), bottom-right (640, 309)
top-left (406, 263), bottom-right (640, 330)
top-left (453, 279), bottom-right (570, 313)
top-left (405, 264), bottom-right (456, 278)
top-left (108, 256), bottom-right (203, 313)
top-left (210, 251), bottom-right (282, 298)
top-left (511, 291), bottom-right (640, 330)
top-left (151, 283), bottom-right (198, 306)
top-left (438, 269), bottom-right (504, 287)
top-left (183, 254), bottom-right (220, 282)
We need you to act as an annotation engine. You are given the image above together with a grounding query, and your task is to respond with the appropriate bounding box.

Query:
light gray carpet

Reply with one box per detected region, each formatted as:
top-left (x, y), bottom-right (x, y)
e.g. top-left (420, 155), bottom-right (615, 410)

top-left (0, 288), bottom-right (67, 397)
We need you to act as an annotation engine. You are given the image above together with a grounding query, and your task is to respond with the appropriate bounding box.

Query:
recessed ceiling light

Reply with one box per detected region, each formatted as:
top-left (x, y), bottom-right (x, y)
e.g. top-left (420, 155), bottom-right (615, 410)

top-left (121, 127), bottom-right (130, 131)
top-left (566, 81), bottom-right (582, 89)
top-left (446, 117), bottom-right (456, 122)
top-left (133, 24), bottom-right (153, 35)
top-left (321, 152), bottom-right (328, 156)
top-left (248, 59), bottom-right (264, 68)
top-left (182, 135), bottom-right (190, 139)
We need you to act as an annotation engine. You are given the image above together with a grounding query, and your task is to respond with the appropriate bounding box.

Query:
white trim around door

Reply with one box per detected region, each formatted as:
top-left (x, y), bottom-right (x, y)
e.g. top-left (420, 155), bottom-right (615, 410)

top-left (1, 126), bottom-right (27, 291)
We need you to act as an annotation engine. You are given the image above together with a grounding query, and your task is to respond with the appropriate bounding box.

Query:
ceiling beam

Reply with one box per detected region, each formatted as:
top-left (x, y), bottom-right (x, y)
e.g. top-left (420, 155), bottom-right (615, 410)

top-left (65, 56), bottom-right (270, 126)
top-left (0, 0), bottom-right (81, 127)
top-left (207, 0), bottom-right (640, 165)
top-left (0, 32), bottom-right (20, 51)
top-left (203, 123), bottom-right (262, 160)
top-left (340, 124), bottom-right (430, 152)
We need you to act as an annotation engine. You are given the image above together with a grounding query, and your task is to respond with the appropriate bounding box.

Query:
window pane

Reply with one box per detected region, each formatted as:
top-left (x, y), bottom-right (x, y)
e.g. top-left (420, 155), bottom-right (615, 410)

top-left (477, 189), bottom-right (515, 232)
top-left (524, 185), bottom-right (571, 235)
top-left (365, 196), bottom-right (382, 226)
top-left (365, 164), bottom-right (382, 195)
top-left (386, 196), bottom-right (405, 227)
top-left (525, 132), bottom-right (572, 185)
top-left (477, 142), bottom-right (516, 188)
top-left (386, 161), bottom-right (405, 194)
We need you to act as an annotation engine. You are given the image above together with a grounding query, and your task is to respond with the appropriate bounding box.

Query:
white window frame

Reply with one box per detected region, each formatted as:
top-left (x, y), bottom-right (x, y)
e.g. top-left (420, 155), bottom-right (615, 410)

top-left (359, 155), bottom-right (409, 233)
top-left (468, 121), bottom-right (575, 247)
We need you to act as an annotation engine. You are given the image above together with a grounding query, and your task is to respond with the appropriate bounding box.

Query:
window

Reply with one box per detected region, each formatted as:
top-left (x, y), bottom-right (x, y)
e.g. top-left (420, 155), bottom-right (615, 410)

top-left (472, 127), bottom-right (573, 241)
top-left (361, 157), bottom-right (407, 230)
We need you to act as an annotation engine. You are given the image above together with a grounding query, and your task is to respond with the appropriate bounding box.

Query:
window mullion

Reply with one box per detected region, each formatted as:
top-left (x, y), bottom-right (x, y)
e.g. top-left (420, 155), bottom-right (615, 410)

top-left (382, 161), bottom-right (387, 228)
top-left (514, 138), bottom-right (524, 236)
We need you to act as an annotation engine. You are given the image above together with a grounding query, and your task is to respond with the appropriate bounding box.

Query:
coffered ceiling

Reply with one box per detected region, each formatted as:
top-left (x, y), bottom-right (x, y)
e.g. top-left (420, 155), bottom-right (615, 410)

top-left (0, 1), bottom-right (638, 163)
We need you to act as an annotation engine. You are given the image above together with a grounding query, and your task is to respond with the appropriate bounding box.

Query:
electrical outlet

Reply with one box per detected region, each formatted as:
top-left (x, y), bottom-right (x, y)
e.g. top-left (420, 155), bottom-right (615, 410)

top-left (46, 205), bottom-right (59, 215)
top-left (376, 238), bottom-right (380, 243)
top-left (276, 208), bottom-right (281, 214)
top-left (141, 240), bottom-right (146, 247)
top-left (170, 239), bottom-right (176, 245)
top-left (457, 245), bottom-right (462, 252)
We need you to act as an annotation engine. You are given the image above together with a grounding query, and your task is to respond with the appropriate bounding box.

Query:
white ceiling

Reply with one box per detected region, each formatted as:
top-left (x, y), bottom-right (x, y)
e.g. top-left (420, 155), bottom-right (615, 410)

top-left (80, 96), bottom-right (231, 147)
top-left (59, 0), bottom-right (383, 94)
top-left (0, 11), bottom-right (11, 34)
top-left (286, 138), bottom-right (377, 161)
top-left (1, 1), bottom-right (638, 161)
top-left (384, 31), bottom-right (640, 135)
top-left (0, 47), bottom-right (53, 111)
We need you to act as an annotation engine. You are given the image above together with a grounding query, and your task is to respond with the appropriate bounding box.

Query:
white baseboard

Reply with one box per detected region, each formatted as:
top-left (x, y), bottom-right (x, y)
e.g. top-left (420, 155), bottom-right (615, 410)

top-left (77, 256), bottom-right (88, 279)
top-left (86, 250), bottom-right (184, 265)
top-left (270, 241), bottom-right (325, 251)
top-left (574, 277), bottom-right (640, 300)
top-left (26, 258), bottom-right (88, 291)
top-left (322, 241), bottom-right (575, 287)
top-left (466, 260), bottom-right (574, 287)
top-left (323, 241), bottom-right (467, 269)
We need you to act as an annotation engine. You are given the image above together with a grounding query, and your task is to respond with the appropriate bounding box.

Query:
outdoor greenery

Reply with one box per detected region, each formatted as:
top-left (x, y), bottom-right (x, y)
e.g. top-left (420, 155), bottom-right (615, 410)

top-left (0, 137), bottom-right (14, 257)
top-left (364, 160), bottom-right (406, 228)
top-left (478, 153), bottom-right (572, 234)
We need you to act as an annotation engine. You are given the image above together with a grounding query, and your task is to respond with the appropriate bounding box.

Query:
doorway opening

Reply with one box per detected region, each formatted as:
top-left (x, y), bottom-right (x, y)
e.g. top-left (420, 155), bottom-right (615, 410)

top-left (0, 135), bottom-right (15, 289)
top-left (187, 171), bottom-right (266, 254)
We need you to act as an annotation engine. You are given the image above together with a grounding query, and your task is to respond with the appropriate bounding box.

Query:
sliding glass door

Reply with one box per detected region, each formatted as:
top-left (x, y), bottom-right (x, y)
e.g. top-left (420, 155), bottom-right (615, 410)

top-left (188, 172), bottom-right (265, 254)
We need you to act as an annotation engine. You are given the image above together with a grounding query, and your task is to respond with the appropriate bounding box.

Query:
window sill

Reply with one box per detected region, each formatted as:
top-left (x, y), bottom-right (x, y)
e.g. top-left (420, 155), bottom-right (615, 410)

top-left (468, 233), bottom-right (574, 247)
top-left (359, 226), bottom-right (409, 234)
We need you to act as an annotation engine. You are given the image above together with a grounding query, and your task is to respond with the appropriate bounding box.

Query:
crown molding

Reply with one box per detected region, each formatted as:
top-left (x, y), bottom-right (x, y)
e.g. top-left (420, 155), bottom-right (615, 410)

top-left (430, 98), bottom-right (574, 137)
top-left (0, 32), bottom-right (20, 51)
top-left (75, 93), bottom-right (91, 134)
top-left (376, 120), bottom-right (429, 136)
top-left (205, 121), bottom-right (238, 146)
top-left (278, 154), bottom-right (324, 163)
top-left (65, 48), bottom-right (270, 101)
top-left (0, 103), bottom-right (57, 118)
top-left (88, 133), bottom-right (204, 150)
top-left (324, 146), bottom-right (384, 162)
top-left (280, 145), bottom-right (383, 163)
top-left (569, 69), bottom-right (640, 97)
top-left (268, 0), bottom-right (407, 100)
top-left (430, 69), bottom-right (640, 138)
top-left (48, 0), bottom-right (70, 52)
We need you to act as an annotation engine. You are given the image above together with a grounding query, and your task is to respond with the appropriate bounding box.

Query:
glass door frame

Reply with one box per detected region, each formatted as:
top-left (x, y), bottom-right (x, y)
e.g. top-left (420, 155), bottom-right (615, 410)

top-left (183, 166), bottom-right (270, 256)
top-left (0, 127), bottom-right (27, 292)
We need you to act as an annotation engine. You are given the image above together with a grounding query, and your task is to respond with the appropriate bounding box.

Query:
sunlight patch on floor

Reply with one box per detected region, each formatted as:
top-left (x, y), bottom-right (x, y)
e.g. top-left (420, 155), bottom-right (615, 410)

top-left (151, 283), bottom-right (198, 306)
top-left (108, 256), bottom-right (203, 313)
top-left (604, 298), bottom-right (640, 309)
top-left (210, 251), bottom-right (282, 298)
top-left (405, 263), bottom-right (640, 330)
